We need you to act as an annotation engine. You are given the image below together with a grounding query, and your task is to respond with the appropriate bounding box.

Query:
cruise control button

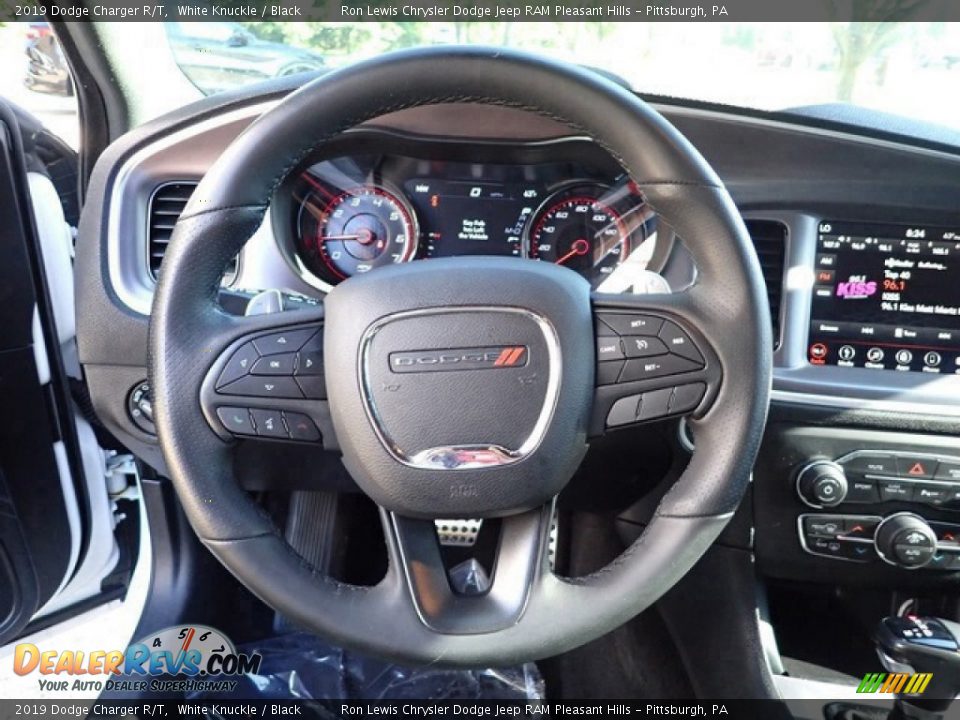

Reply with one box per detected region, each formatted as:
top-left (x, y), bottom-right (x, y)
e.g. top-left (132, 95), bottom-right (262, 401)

top-left (596, 337), bottom-right (625, 362)
top-left (623, 336), bottom-right (669, 359)
top-left (658, 322), bottom-right (704, 364)
top-left (216, 343), bottom-right (259, 389)
top-left (897, 456), bottom-right (937, 479)
top-left (295, 375), bottom-right (327, 400)
top-left (878, 480), bottom-right (912, 501)
top-left (218, 376), bottom-right (304, 399)
top-left (606, 395), bottom-right (642, 427)
top-left (934, 461), bottom-right (960, 482)
top-left (251, 353), bottom-right (296, 376)
top-left (598, 314), bottom-right (664, 337)
top-left (284, 412), bottom-right (321, 441)
top-left (845, 477), bottom-right (880, 503)
top-left (913, 484), bottom-right (950, 505)
top-left (620, 354), bottom-right (702, 383)
top-left (841, 453), bottom-right (898, 477)
top-left (250, 409), bottom-right (288, 439)
top-left (637, 387), bottom-right (673, 421)
top-left (669, 383), bottom-right (706, 414)
top-left (216, 407), bottom-right (256, 436)
top-left (596, 360), bottom-right (624, 386)
top-left (296, 351), bottom-right (324, 376)
top-left (253, 328), bottom-right (317, 356)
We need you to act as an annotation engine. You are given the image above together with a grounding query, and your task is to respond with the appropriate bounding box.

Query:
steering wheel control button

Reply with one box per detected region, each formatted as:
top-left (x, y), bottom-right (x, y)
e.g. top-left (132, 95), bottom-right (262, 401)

top-left (606, 395), bottom-right (642, 427)
top-left (216, 343), bottom-right (260, 388)
top-left (669, 383), bottom-right (706, 414)
top-left (637, 387), bottom-right (673, 421)
top-left (620, 354), bottom-right (701, 383)
top-left (658, 322), bottom-right (705, 364)
top-left (596, 360), bottom-right (624, 386)
top-left (253, 328), bottom-right (317, 356)
top-left (250, 409), bottom-right (288, 439)
top-left (251, 353), bottom-right (296, 375)
top-left (295, 376), bottom-right (327, 400)
top-left (623, 336), bottom-right (669, 359)
top-left (218, 375), bottom-right (304, 399)
top-left (295, 351), bottom-right (324, 375)
top-left (284, 412), bottom-right (321, 441)
top-left (597, 313), bottom-right (663, 336)
top-left (596, 337), bottom-right (625, 361)
top-left (216, 407), bottom-right (256, 436)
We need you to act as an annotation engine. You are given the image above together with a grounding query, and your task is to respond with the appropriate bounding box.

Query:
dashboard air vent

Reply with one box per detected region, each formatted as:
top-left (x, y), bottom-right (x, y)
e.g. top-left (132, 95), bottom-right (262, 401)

top-left (744, 219), bottom-right (787, 349)
top-left (148, 182), bottom-right (238, 283)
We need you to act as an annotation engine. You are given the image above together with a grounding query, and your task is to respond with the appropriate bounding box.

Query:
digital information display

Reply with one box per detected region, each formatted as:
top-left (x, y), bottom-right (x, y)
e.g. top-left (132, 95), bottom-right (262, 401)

top-left (808, 220), bottom-right (960, 373)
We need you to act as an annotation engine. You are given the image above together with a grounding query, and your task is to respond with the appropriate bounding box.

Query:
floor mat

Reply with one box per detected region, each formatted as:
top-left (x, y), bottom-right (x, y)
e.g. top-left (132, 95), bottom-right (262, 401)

top-left (189, 632), bottom-right (545, 701)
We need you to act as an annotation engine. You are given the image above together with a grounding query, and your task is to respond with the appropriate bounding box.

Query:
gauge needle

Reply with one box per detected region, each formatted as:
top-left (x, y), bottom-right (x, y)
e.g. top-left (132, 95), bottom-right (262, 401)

top-left (555, 238), bottom-right (591, 265)
top-left (322, 229), bottom-right (375, 244)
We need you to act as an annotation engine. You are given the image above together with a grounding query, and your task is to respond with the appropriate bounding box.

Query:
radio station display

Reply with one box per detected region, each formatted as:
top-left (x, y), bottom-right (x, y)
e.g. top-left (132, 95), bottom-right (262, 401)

top-left (808, 220), bottom-right (960, 373)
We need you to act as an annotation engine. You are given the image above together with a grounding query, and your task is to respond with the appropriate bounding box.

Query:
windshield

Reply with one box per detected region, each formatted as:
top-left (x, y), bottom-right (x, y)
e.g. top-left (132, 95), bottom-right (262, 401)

top-left (163, 21), bottom-right (960, 133)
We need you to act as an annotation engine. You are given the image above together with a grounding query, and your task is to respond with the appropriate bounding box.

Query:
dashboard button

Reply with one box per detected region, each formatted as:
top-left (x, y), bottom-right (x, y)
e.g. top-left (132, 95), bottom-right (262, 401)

top-left (658, 322), bottom-right (704, 364)
top-left (669, 383), bottom-right (706, 414)
top-left (284, 412), bottom-right (321, 442)
top-left (841, 453), bottom-right (898, 477)
top-left (597, 314), bottom-right (663, 337)
top-left (596, 360), bottom-right (624, 386)
top-left (803, 516), bottom-right (844, 538)
top-left (840, 518), bottom-right (879, 540)
top-left (623, 336), bottom-right (668, 359)
top-left (878, 480), bottom-right (912, 502)
top-left (845, 477), bottom-right (880, 503)
top-left (216, 407), bottom-right (256, 436)
top-left (596, 337), bottom-right (625, 362)
top-left (896, 456), bottom-right (937, 479)
top-left (251, 353), bottom-right (296, 376)
top-left (216, 344), bottom-right (259, 388)
top-left (254, 328), bottom-right (317, 356)
top-left (934, 461), bottom-right (960, 482)
top-left (250, 409), bottom-right (288, 439)
top-left (620, 354), bottom-right (701, 383)
top-left (913, 484), bottom-right (950, 505)
top-left (218, 376), bottom-right (304, 399)
top-left (637, 387), bottom-right (673, 421)
top-left (807, 536), bottom-right (845, 558)
top-left (606, 395), bottom-right (642, 427)
top-left (839, 541), bottom-right (874, 562)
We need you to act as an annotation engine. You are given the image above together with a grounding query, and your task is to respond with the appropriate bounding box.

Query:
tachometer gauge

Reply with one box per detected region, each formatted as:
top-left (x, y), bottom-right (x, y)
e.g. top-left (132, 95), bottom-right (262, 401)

top-left (296, 183), bottom-right (417, 284)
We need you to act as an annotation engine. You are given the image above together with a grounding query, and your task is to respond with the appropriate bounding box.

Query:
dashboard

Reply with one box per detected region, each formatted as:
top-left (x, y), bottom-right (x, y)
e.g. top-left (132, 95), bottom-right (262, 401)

top-left (272, 137), bottom-right (669, 293)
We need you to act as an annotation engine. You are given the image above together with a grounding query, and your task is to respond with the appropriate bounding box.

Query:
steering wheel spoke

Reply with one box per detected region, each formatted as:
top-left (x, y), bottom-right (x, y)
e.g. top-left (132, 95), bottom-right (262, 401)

top-left (197, 310), bottom-right (335, 447)
top-left (590, 292), bottom-right (722, 436)
top-left (384, 503), bottom-right (554, 635)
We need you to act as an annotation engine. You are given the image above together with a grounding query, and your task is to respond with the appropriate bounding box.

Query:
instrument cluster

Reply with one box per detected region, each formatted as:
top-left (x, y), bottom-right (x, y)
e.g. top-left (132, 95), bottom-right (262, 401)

top-left (274, 139), bottom-right (669, 293)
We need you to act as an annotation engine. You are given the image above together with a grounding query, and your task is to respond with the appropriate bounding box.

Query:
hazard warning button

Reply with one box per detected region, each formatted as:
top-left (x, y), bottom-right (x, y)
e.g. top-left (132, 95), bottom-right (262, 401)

top-left (896, 456), bottom-right (937, 480)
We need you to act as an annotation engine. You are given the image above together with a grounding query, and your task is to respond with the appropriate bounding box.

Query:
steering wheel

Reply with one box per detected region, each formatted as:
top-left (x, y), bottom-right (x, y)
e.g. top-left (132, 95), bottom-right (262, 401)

top-left (149, 46), bottom-right (771, 666)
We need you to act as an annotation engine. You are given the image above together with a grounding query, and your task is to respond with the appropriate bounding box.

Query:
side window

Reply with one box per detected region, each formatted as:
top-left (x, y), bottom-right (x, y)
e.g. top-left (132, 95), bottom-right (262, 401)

top-left (0, 22), bottom-right (79, 150)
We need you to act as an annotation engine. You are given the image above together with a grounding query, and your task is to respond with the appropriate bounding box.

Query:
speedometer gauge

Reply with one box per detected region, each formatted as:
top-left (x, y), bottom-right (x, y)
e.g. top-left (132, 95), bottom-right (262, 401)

top-left (296, 183), bottom-right (417, 284)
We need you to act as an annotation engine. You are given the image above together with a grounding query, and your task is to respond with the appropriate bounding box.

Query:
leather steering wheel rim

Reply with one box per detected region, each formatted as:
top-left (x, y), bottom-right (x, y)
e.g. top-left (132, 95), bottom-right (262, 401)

top-left (149, 46), bottom-right (771, 666)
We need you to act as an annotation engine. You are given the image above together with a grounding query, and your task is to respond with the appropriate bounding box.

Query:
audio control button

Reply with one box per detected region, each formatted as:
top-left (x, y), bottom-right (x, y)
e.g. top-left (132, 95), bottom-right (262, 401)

top-left (841, 453), bottom-right (898, 477)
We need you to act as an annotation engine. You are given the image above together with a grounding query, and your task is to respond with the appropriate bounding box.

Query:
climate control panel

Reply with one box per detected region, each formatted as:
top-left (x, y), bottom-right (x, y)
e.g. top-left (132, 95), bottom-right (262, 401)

top-left (799, 512), bottom-right (960, 570)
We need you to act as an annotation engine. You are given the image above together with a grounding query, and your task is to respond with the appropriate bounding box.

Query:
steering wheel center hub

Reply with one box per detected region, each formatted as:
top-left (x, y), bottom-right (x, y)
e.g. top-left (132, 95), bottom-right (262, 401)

top-left (323, 257), bottom-right (594, 517)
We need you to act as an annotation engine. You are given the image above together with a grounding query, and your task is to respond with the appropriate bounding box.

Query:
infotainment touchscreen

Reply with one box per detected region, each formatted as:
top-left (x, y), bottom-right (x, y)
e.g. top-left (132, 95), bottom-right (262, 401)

top-left (808, 220), bottom-right (960, 373)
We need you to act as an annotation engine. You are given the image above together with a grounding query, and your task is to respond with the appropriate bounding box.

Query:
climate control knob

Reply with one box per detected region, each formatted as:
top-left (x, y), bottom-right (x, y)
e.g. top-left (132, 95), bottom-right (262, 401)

top-left (875, 513), bottom-right (938, 569)
top-left (796, 461), bottom-right (848, 508)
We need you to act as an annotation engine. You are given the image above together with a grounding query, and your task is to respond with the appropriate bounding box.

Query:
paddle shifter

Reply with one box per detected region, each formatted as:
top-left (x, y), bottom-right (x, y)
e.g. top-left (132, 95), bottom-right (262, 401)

top-left (874, 615), bottom-right (960, 719)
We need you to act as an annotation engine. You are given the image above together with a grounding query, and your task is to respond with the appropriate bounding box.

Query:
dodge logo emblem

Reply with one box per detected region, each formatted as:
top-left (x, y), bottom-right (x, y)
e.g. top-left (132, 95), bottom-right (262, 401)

top-left (389, 346), bottom-right (528, 373)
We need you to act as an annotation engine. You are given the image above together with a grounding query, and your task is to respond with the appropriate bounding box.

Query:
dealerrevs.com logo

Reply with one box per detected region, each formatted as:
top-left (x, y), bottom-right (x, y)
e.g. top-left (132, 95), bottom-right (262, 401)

top-left (13, 625), bottom-right (261, 694)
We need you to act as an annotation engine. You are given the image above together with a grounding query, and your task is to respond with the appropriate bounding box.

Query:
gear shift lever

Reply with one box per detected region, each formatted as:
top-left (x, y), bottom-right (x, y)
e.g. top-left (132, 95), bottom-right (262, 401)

top-left (874, 615), bottom-right (960, 719)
